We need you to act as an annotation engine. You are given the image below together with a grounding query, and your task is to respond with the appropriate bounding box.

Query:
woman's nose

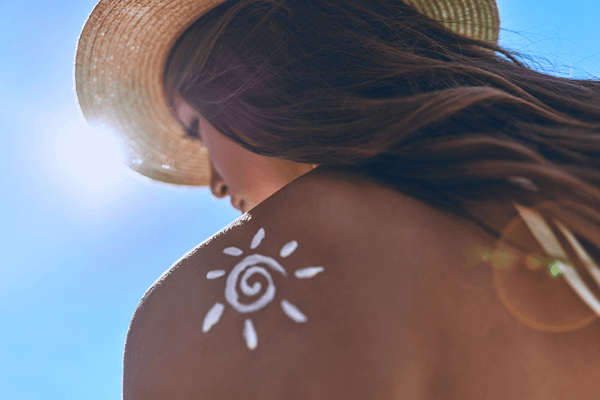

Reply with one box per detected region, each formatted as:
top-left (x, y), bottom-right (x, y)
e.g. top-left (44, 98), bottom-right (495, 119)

top-left (210, 164), bottom-right (229, 198)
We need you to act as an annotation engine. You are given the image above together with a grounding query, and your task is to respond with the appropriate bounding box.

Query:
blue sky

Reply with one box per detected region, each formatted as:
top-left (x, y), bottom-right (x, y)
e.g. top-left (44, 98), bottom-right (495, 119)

top-left (0, 0), bottom-right (598, 398)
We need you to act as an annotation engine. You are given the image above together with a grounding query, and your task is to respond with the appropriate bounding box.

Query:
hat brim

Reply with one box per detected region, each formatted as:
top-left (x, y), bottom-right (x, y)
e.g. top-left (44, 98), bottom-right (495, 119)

top-left (75, 0), bottom-right (499, 187)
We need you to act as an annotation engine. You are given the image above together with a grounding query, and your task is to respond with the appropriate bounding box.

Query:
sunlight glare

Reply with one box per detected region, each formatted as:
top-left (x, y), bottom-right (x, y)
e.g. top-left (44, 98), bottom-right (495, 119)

top-left (54, 123), bottom-right (128, 193)
top-left (39, 105), bottom-right (136, 212)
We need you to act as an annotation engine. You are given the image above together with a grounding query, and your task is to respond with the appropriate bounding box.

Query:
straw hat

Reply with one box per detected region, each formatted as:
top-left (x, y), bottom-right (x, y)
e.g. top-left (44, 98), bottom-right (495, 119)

top-left (75, 0), bottom-right (500, 187)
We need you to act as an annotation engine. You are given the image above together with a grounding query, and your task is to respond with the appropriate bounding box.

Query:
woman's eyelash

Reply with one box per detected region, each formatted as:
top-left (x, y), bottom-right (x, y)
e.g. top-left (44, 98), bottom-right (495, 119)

top-left (184, 118), bottom-right (202, 141)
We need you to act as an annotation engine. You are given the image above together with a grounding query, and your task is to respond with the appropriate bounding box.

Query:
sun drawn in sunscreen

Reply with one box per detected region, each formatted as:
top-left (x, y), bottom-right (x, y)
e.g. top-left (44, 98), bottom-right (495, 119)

top-left (202, 227), bottom-right (325, 350)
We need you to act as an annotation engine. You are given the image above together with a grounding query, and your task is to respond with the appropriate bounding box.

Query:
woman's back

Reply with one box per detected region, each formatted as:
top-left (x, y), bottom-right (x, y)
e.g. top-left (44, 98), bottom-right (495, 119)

top-left (123, 167), bottom-right (600, 399)
top-left (74, 0), bottom-right (600, 397)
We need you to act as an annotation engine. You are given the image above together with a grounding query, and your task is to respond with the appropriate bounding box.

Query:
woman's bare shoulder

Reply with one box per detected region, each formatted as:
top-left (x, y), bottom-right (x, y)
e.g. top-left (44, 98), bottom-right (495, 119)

top-left (123, 167), bottom-right (600, 399)
top-left (123, 167), bottom-right (471, 399)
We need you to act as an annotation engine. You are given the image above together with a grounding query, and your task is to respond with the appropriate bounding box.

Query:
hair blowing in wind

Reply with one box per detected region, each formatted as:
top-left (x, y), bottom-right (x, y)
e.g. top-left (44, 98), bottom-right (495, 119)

top-left (164, 0), bottom-right (600, 241)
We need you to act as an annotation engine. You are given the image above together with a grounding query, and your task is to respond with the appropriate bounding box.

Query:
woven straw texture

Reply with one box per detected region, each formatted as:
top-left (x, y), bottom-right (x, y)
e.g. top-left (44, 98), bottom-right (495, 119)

top-left (75, 0), bottom-right (500, 187)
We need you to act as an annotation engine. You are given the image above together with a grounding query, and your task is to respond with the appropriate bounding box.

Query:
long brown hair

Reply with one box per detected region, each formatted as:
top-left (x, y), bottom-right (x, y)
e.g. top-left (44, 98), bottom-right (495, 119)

top-left (164, 0), bottom-right (600, 240)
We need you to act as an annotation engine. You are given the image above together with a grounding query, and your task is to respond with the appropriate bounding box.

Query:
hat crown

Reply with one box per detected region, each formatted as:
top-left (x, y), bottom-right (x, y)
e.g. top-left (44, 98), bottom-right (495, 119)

top-left (75, 0), bottom-right (499, 186)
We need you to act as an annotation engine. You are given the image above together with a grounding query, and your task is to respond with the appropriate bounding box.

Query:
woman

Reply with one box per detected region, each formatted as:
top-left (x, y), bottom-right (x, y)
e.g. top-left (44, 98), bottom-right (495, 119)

top-left (76, 0), bottom-right (600, 398)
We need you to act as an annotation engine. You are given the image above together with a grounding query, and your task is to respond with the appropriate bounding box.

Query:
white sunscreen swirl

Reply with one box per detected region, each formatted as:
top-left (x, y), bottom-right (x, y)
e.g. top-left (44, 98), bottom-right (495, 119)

top-left (202, 229), bottom-right (326, 350)
top-left (225, 254), bottom-right (287, 313)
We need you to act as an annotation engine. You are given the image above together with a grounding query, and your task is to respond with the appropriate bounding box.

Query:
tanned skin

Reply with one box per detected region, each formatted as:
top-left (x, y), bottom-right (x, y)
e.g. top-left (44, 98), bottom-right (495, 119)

top-left (123, 167), bottom-right (600, 400)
